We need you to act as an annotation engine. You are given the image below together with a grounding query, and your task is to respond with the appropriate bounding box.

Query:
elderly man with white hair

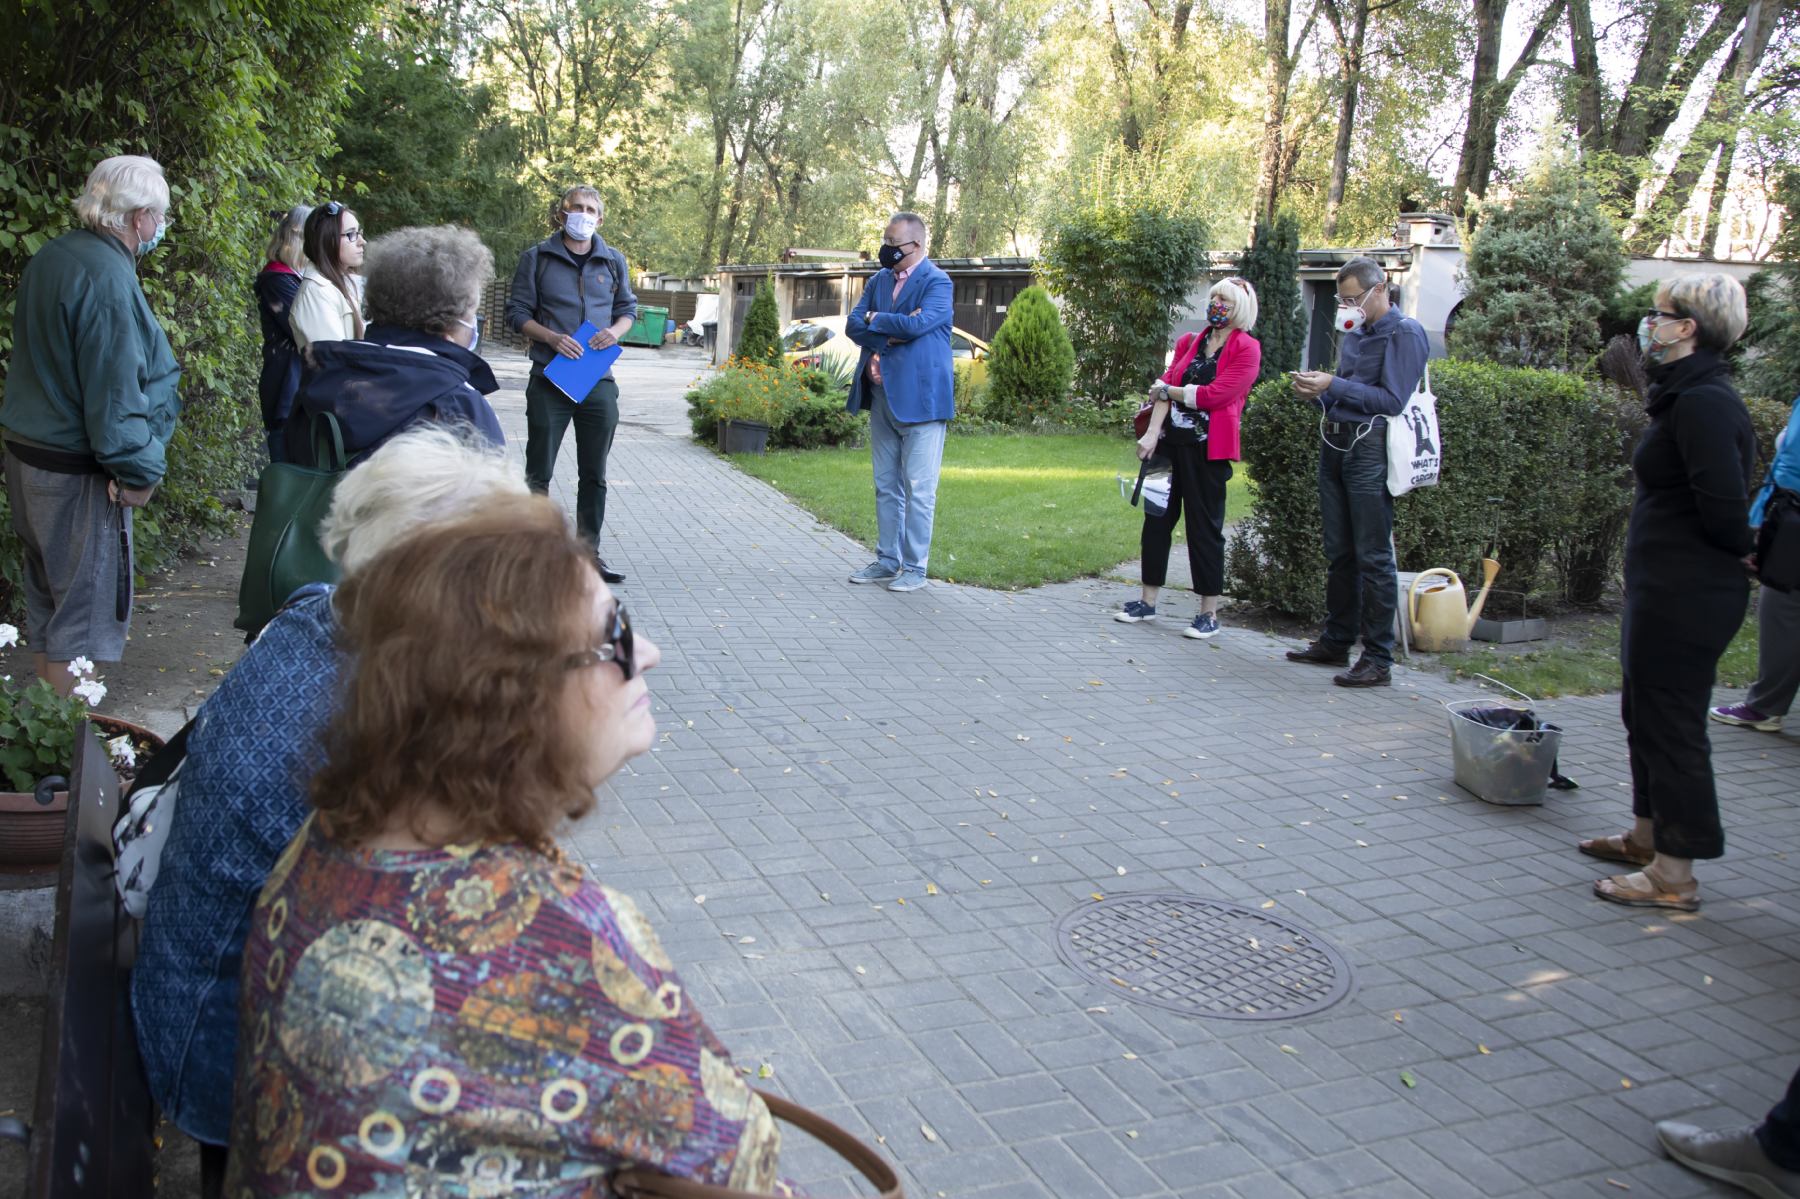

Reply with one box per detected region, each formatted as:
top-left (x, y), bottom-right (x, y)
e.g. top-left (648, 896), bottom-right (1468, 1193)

top-left (130, 426), bottom-right (531, 1174)
top-left (1, 153), bottom-right (181, 695)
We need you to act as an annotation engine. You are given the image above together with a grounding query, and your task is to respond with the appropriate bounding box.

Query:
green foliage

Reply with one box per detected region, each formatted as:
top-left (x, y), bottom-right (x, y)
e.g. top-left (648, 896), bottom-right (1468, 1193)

top-left (1040, 201), bottom-right (1208, 405)
top-left (984, 285), bottom-right (1074, 425)
top-left (685, 360), bottom-right (861, 449)
top-left (327, 26), bottom-right (541, 262)
top-left (1237, 214), bottom-right (1304, 380)
top-left (737, 278), bottom-right (783, 365)
top-left (1601, 281), bottom-right (1658, 345)
top-left (0, 0), bottom-right (371, 618)
top-left (1740, 173), bottom-right (1800, 403)
top-left (1229, 360), bottom-right (1640, 620)
top-left (0, 641), bottom-right (114, 791)
top-left (1448, 171), bottom-right (1626, 371)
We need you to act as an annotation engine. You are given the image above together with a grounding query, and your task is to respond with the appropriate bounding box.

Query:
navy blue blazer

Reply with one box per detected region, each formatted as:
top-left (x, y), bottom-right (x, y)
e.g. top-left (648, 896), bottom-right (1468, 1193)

top-left (845, 258), bottom-right (955, 423)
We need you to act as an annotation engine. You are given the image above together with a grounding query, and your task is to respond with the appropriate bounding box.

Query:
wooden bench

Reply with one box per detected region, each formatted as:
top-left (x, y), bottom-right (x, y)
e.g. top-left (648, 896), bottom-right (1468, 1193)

top-left (0, 722), bottom-right (156, 1197)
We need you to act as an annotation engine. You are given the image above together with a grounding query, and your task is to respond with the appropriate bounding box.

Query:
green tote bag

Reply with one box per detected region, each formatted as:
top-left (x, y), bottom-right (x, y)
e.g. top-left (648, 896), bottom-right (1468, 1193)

top-left (233, 414), bottom-right (348, 637)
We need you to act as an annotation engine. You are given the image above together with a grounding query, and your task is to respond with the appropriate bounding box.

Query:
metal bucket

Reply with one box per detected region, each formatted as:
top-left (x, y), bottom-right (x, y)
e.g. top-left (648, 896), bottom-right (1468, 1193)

top-left (1445, 676), bottom-right (1562, 807)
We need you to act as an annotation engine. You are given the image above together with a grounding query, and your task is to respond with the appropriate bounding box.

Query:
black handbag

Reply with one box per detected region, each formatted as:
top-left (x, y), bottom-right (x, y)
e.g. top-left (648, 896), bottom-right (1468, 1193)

top-left (234, 413), bottom-right (347, 636)
top-left (1757, 485), bottom-right (1800, 592)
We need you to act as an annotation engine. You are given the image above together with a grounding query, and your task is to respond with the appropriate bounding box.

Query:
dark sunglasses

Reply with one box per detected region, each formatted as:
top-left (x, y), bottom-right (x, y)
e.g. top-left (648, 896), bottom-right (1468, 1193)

top-left (1646, 307), bottom-right (1688, 322)
top-left (321, 200), bottom-right (343, 217)
top-left (564, 602), bottom-right (636, 680)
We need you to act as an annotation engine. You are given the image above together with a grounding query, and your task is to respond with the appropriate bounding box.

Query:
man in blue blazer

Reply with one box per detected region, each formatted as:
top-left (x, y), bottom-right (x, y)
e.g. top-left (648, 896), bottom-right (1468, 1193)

top-left (844, 212), bottom-right (955, 592)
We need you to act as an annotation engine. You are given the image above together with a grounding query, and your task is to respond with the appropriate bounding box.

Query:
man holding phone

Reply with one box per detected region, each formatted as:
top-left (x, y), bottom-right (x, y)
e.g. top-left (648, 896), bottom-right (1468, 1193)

top-left (507, 184), bottom-right (637, 583)
top-left (1287, 256), bottom-right (1428, 688)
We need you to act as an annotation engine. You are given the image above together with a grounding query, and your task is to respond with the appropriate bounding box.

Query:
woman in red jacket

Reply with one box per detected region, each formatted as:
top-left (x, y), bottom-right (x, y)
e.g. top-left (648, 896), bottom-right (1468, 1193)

top-left (1116, 277), bottom-right (1261, 639)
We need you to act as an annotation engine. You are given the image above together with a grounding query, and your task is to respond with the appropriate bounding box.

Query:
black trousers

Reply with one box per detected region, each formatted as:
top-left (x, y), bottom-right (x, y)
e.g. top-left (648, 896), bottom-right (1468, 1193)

top-left (1619, 580), bottom-right (1747, 860)
top-left (1141, 439), bottom-right (1231, 595)
top-left (1760, 1063), bottom-right (1800, 1170)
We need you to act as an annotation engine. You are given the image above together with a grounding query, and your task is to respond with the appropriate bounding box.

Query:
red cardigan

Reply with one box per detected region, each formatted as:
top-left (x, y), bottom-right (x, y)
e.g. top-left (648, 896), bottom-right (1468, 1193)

top-left (1159, 327), bottom-right (1261, 461)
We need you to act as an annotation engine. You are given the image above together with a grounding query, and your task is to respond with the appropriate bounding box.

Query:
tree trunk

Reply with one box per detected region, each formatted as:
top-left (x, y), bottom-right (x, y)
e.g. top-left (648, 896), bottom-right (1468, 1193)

top-left (1451, 0), bottom-right (1564, 216)
top-left (1566, 0), bottom-right (1605, 156)
top-left (1629, 0), bottom-right (1777, 253)
top-left (1320, 0), bottom-right (1369, 241)
top-left (1255, 0), bottom-right (1294, 225)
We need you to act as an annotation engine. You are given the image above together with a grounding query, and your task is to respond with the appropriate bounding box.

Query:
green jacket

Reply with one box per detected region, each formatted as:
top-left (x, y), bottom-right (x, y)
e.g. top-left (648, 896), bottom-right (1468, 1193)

top-left (1, 229), bottom-right (181, 487)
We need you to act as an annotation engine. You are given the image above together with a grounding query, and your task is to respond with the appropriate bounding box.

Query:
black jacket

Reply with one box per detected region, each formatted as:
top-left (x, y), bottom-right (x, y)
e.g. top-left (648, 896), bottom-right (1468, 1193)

top-left (1626, 348), bottom-right (1754, 594)
top-left (255, 265), bottom-right (303, 431)
top-left (284, 323), bottom-right (505, 466)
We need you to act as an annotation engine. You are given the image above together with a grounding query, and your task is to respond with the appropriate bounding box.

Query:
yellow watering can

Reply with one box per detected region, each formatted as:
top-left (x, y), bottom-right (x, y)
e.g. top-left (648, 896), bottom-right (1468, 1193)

top-left (1408, 560), bottom-right (1500, 652)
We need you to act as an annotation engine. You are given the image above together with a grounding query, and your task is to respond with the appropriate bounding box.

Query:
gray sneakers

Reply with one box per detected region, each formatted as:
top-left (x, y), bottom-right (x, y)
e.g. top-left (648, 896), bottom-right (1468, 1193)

top-left (1656, 1121), bottom-right (1800, 1198)
top-left (887, 570), bottom-right (928, 593)
top-left (849, 561), bottom-right (900, 585)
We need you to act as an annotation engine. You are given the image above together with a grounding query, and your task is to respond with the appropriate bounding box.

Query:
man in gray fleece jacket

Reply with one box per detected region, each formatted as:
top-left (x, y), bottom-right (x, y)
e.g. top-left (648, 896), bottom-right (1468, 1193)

top-left (506, 184), bottom-right (638, 583)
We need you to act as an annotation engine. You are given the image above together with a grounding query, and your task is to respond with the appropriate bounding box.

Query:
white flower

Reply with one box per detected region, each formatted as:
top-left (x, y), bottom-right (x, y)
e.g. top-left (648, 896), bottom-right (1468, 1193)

top-left (107, 735), bottom-right (137, 768)
top-left (72, 679), bottom-right (107, 707)
top-left (68, 656), bottom-right (95, 677)
top-left (0, 624), bottom-right (18, 649)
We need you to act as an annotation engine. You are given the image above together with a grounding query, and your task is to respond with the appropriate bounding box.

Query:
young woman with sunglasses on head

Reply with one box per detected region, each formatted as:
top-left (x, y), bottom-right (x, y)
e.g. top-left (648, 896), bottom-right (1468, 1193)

top-left (222, 496), bottom-right (792, 1196)
top-left (290, 200), bottom-right (366, 350)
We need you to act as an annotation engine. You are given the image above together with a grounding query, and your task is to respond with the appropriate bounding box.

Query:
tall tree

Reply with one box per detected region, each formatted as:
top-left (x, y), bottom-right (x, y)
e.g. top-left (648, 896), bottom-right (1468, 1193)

top-left (1318, 0), bottom-right (1404, 239)
top-left (1255, 0), bottom-right (1322, 224)
top-left (1450, 0), bottom-right (1566, 216)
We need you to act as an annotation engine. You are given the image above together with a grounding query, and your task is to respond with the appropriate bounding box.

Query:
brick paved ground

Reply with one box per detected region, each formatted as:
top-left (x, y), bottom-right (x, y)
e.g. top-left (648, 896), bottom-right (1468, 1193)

top-left (508, 346), bottom-right (1799, 1198)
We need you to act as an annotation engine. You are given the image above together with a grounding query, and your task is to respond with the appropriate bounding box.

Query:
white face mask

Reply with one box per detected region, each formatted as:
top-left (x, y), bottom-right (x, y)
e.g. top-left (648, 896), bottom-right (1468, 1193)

top-left (562, 210), bottom-right (598, 241)
top-left (1335, 305), bottom-right (1367, 334)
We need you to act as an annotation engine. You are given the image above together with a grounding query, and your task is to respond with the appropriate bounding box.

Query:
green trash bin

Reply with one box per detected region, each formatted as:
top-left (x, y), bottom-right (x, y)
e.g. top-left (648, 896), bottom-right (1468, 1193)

top-left (621, 305), bottom-right (669, 348)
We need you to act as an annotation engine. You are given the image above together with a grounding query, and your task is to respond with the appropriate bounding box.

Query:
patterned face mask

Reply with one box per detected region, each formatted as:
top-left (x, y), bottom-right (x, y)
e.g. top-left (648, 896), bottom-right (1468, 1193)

top-left (1206, 298), bottom-right (1231, 327)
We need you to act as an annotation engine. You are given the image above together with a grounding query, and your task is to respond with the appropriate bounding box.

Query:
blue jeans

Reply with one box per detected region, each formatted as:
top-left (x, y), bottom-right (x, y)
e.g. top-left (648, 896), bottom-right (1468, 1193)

top-left (1317, 419), bottom-right (1396, 664)
top-left (868, 385), bottom-right (948, 574)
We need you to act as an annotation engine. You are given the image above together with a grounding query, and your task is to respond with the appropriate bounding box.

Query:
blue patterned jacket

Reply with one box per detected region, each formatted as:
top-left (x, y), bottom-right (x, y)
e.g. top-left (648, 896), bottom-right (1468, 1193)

top-left (131, 588), bottom-right (343, 1145)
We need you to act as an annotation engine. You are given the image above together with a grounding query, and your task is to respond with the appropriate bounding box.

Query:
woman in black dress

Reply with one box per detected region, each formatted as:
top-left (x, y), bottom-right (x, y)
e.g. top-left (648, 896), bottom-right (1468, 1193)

top-left (254, 205), bottom-right (310, 462)
top-left (1581, 272), bottom-right (1754, 912)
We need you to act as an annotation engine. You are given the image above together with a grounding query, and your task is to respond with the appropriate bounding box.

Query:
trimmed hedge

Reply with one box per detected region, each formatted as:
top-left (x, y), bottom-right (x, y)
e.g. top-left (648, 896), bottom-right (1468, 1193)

top-left (1228, 359), bottom-right (1643, 620)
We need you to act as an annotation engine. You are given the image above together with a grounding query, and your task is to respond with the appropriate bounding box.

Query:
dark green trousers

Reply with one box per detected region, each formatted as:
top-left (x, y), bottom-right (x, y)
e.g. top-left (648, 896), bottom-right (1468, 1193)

top-left (524, 367), bottom-right (620, 548)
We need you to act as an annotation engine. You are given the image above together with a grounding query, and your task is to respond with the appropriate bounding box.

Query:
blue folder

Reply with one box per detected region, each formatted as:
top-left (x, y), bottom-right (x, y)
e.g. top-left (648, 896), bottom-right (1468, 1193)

top-left (543, 322), bottom-right (623, 401)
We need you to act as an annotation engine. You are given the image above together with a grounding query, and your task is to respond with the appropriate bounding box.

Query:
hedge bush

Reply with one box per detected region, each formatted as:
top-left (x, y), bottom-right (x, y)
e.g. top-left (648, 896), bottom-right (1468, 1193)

top-left (985, 285), bottom-right (1073, 425)
top-left (1238, 213), bottom-right (1304, 381)
top-left (737, 278), bottom-right (782, 365)
top-left (0, 0), bottom-right (370, 620)
top-left (686, 360), bottom-right (862, 450)
top-left (1228, 359), bottom-right (1640, 620)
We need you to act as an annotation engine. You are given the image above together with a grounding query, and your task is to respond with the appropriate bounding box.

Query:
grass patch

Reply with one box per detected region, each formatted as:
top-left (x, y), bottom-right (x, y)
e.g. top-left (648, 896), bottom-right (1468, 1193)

top-left (1441, 609), bottom-right (1761, 698)
top-left (732, 432), bottom-right (1251, 589)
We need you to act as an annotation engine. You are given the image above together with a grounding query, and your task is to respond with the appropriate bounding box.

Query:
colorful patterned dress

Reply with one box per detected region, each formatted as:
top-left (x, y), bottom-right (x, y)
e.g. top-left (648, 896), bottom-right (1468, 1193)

top-left (224, 818), bottom-right (784, 1196)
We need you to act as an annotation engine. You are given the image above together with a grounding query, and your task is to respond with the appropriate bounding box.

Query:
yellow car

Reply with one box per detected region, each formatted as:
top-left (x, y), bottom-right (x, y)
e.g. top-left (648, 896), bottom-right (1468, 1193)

top-left (782, 314), bottom-right (990, 385)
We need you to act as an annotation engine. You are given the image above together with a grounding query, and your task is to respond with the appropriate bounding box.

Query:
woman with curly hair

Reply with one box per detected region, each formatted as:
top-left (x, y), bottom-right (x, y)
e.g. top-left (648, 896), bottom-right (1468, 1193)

top-left (223, 496), bottom-right (788, 1196)
top-left (284, 224), bottom-right (503, 465)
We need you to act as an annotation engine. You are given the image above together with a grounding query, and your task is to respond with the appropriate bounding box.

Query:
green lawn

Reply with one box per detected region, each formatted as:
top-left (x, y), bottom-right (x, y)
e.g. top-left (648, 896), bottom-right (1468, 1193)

top-left (1443, 615), bottom-right (1761, 698)
top-left (732, 433), bottom-right (1251, 589)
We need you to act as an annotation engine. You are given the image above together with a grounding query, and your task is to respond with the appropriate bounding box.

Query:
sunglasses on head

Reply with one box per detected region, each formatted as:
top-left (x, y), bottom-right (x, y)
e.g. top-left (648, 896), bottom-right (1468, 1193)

top-left (564, 602), bottom-right (636, 680)
top-left (321, 200), bottom-right (343, 217)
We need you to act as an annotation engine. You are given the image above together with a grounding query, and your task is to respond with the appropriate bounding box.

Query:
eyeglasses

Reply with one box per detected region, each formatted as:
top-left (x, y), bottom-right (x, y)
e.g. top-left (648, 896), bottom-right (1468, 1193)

top-left (564, 602), bottom-right (636, 680)
top-left (1646, 307), bottom-right (1687, 322)
top-left (340, 227), bottom-right (365, 244)
top-left (882, 238), bottom-right (920, 250)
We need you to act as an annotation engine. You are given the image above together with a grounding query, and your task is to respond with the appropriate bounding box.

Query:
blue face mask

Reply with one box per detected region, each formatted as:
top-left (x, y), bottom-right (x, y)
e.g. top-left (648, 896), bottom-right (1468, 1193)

top-left (456, 318), bottom-right (481, 356)
top-left (136, 217), bottom-right (167, 258)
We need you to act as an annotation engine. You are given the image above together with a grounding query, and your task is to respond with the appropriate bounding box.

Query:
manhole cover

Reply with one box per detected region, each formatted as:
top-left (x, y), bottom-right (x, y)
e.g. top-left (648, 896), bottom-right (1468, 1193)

top-left (1055, 892), bottom-right (1353, 1020)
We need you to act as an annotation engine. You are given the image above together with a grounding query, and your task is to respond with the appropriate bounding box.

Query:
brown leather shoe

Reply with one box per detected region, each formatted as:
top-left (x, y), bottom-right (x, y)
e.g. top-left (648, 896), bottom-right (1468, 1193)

top-left (1333, 656), bottom-right (1391, 687)
top-left (1285, 641), bottom-right (1350, 666)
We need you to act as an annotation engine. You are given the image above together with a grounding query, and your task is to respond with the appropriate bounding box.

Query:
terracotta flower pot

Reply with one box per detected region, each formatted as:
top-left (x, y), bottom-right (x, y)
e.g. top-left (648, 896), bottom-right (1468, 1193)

top-left (0, 714), bottom-right (167, 874)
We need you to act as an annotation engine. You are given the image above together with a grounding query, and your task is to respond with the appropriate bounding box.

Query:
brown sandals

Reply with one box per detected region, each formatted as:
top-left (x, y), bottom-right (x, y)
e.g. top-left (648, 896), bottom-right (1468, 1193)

top-left (1593, 867), bottom-right (1701, 912)
top-left (1577, 832), bottom-right (1655, 867)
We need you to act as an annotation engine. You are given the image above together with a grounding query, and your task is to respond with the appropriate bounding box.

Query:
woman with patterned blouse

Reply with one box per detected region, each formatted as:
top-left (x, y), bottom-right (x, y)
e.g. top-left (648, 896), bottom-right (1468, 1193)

top-left (225, 496), bottom-right (786, 1196)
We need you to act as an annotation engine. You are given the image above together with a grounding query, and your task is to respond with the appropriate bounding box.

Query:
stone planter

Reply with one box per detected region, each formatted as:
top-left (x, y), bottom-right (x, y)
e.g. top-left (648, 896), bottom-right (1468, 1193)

top-left (0, 715), bottom-right (165, 878)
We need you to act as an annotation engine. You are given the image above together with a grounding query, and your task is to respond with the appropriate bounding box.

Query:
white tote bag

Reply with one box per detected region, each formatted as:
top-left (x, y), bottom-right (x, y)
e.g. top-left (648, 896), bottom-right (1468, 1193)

top-left (1386, 363), bottom-right (1441, 497)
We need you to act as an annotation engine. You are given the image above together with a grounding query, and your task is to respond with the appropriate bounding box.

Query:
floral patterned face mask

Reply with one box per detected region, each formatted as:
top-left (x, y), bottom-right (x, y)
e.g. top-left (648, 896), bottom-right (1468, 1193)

top-left (1206, 298), bottom-right (1232, 327)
